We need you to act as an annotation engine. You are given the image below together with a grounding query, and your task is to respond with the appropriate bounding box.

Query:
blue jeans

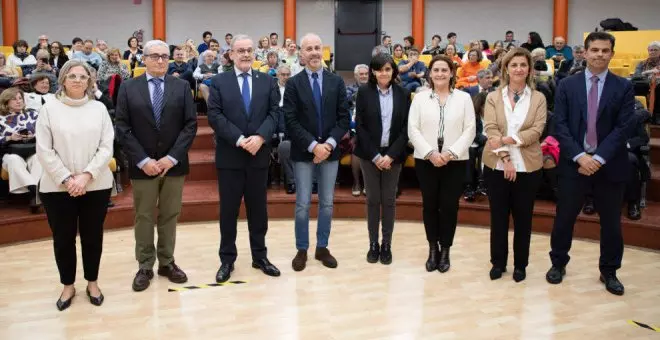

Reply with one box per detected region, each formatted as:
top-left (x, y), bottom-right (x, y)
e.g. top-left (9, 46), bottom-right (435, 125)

top-left (294, 160), bottom-right (338, 250)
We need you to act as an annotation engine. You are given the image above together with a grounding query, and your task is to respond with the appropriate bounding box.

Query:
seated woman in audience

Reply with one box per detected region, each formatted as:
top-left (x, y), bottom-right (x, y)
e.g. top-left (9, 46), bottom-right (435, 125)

top-left (422, 35), bottom-right (443, 57)
top-left (48, 41), bottom-right (69, 75)
top-left (35, 60), bottom-right (114, 311)
top-left (0, 53), bottom-right (20, 89)
top-left (66, 38), bottom-right (84, 59)
top-left (462, 41), bottom-right (487, 63)
top-left (97, 48), bottom-right (131, 81)
top-left (355, 53), bottom-right (410, 264)
top-left (182, 38), bottom-right (199, 63)
top-left (492, 40), bottom-right (505, 53)
top-left (456, 49), bottom-right (485, 89)
top-left (95, 40), bottom-right (109, 61)
top-left (282, 42), bottom-right (299, 66)
top-left (392, 44), bottom-right (408, 65)
top-left (255, 36), bottom-right (271, 62)
top-left (634, 41), bottom-right (659, 120)
top-left (398, 48), bottom-right (426, 92)
top-left (194, 50), bottom-right (220, 102)
top-left (0, 87), bottom-right (41, 212)
top-left (278, 38), bottom-right (293, 60)
top-left (259, 51), bottom-right (280, 77)
top-left (24, 74), bottom-right (56, 111)
top-left (408, 55), bottom-right (475, 273)
top-left (481, 40), bottom-right (492, 57)
top-left (7, 40), bottom-right (37, 69)
top-left (443, 44), bottom-right (463, 68)
top-left (531, 48), bottom-right (554, 79)
top-left (123, 37), bottom-right (143, 69)
top-left (488, 48), bottom-right (507, 79)
top-left (521, 32), bottom-right (545, 52)
top-left (464, 91), bottom-right (488, 202)
top-left (482, 48), bottom-right (546, 283)
top-left (32, 50), bottom-right (58, 92)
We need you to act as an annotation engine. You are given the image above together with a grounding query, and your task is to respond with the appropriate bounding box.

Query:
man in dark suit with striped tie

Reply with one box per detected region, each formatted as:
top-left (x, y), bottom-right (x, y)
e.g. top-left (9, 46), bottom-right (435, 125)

top-left (207, 34), bottom-right (281, 283)
top-left (115, 40), bottom-right (197, 292)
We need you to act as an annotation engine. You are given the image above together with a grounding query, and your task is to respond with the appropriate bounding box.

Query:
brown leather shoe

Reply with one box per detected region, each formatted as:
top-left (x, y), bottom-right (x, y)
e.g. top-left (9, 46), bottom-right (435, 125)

top-left (315, 247), bottom-right (338, 268)
top-left (132, 269), bottom-right (154, 292)
top-left (157, 262), bottom-right (188, 284)
top-left (292, 250), bottom-right (307, 272)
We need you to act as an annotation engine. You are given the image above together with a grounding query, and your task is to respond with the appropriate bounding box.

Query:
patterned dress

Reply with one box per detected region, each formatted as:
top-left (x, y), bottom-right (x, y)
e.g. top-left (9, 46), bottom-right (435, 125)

top-left (0, 109), bottom-right (39, 145)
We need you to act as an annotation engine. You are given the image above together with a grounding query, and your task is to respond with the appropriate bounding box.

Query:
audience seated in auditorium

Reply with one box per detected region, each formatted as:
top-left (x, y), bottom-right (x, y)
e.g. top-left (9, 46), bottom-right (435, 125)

top-left (95, 40), bottom-right (109, 61)
top-left (278, 38), bottom-right (293, 60)
top-left (182, 38), bottom-right (199, 63)
top-left (31, 50), bottom-right (58, 92)
top-left (197, 31), bottom-right (213, 54)
top-left (7, 40), bottom-right (37, 69)
top-left (633, 41), bottom-right (659, 122)
top-left (462, 41), bottom-right (487, 63)
top-left (488, 48), bottom-right (507, 79)
top-left (123, 37), bottom-right (144, 68)
top-left (66, 37), bottom-right (84, 59)
top-left (0, 87), bottom-right (41, 212)
top-left (531, 48), bottom-right (554, 79)
top-left (167, 47), bottom-right (195, 89)
top-left (521, 31), bottom-right (545, 52)
top-left (440, 32), bottom-right (465, 54)
top-left (24, 74), bottom-right (56, 111)
top-left (258, 51), bottom-right (280, 77)
top-left (463, 69), bottom-right (494, 96)
top-left (403, 36), bottom-right (415, 55)
top-left (456, 49), bottom-right (485, 89)
top-left (625, 105), bottom-right (652, 220)
top-left (29, 35), bottom-right (49, 57)
top-left (481, 40), bottom-right (492, 57)
top-left (545, 36), bottom-right (573, 65)
top-left (392, 44), bottom-right (408, 65)
top-left (346, 64), bottom-right (369, 111)
top-left (281, 42), bottom-right (299, 66)
top-left (72, 40), bottom-right (103, 70)
top-left (48, 41), bottom-right (69, 75)
top-left (443, 44), bottom-right (463, 68)
top-left (255, 36), bottom-right (271, 62)
top-left (422, 34), bottom-right (443, 57)
top-left (504, 30), bottom-right (520, 47)
top-left (556, 45), bottom-right (586, 82)
top-left (194, 50), bottom-right (220, 102)
top-left (398, 48), bottom-right (426, 92)
top-left (491, 40), bottom-right (505, 55)
top-left (0, 53), bottom-right (19, 89)
top-left (97, 48), bottom-right (131, 81)
top-left (379, 35), bottom-right (393, 55)
top-left (464, 91), bottom-right (488, 202)
top-left (221, 33), bottom-right (233, 54)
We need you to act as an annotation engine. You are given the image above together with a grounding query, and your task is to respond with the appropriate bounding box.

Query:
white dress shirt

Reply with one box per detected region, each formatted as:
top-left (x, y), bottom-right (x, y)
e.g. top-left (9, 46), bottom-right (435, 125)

top-left (493, 86), bottom-right (532, 172)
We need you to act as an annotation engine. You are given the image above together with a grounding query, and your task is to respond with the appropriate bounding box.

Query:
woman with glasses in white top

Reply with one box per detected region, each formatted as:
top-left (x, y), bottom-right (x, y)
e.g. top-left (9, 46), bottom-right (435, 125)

top-left (482, 48), bottom-right (546, 283)
top-left (408, 54), bottom-right (475, 273)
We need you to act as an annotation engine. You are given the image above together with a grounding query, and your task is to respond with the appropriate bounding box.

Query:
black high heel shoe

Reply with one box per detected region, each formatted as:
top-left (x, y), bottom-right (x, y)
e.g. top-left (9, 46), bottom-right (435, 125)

top-left (86, 287), bottom-right (104, 306)
top-left (56, 289), bottom-right (75, 311)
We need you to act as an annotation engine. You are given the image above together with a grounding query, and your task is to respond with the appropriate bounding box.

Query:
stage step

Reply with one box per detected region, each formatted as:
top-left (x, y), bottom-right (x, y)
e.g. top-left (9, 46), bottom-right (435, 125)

top-left (186, 149), bottom-right (216, 181)
top-left (191, 126), bottom-right (214, 150)
top-left (651, 125), bottom-right (660, 139)
top-left (651, 138), bottom-right (660, 165)
top-left (197, 115), bottom-right (209, 127)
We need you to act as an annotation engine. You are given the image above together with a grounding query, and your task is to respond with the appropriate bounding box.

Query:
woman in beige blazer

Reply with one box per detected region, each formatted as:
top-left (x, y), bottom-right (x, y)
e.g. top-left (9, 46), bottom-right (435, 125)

top-left (408, 55), bottom-right (476, 273)
top-left (482, 48), bottom-right (546, 283)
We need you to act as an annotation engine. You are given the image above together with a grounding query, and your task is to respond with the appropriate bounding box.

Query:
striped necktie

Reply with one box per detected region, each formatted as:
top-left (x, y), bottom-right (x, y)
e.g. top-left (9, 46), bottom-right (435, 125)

top-left (150, 77), bottom-right (164, 128)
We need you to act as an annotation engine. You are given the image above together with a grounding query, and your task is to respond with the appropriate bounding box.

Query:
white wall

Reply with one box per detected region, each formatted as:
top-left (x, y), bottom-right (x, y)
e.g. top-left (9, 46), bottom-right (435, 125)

top-left (18, 0), bottom-right (152, 49)
top-left (568, 0), bottom-right (660, 47)
top-left (297, 0), bottom-right (334, 48)
top-left (424, 0), bottom-right (553, 48)
top-left (167, 0), bottom-right (283, 48)
top-left (381, 0), bottom-right (411, 45)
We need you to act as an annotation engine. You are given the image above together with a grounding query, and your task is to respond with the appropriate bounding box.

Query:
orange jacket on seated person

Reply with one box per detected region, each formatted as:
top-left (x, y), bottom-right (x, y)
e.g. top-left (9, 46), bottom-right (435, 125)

top-left (456, 61), bottom-right (484, 89)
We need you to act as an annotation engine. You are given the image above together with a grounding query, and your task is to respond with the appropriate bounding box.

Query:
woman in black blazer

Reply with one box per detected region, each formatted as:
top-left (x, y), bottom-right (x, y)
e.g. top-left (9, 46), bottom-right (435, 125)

top-left (355, 53), bottom-right (411, 264)
top-left (48, 41), bottom-right (69, 76)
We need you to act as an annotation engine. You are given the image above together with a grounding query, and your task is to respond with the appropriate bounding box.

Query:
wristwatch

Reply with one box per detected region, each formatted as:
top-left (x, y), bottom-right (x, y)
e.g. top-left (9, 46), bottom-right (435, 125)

top-left (62, 176), bottom-right (72, 184)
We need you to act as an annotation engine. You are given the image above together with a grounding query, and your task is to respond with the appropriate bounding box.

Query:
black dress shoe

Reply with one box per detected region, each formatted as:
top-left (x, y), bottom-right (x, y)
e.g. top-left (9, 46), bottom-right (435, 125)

top-left (157, 262), bottom-right (188, 284)
top-left (513, 268), bottom-right (526, 283)
top-left (425, 242), bottom-right (439, 272)
top-left (286, 183), bottom-right (296, 194)
top-left (86, 287), bottom-right (104, 306)
top-left (582, 198), bottom-right (595, 215)
top-left (476, 182), bottom-right (488, 197)
top-left (546, 266), bottom-right (566, 284)
top-left (56, 289), bottom-right (75, 311)
top-left (312, 183), bottom-right (318, 194)
top-left (107, 200), bottom-right (115, 208)
top-left (215, 263), bottom-right (234, 283)
top-left (132, 269), bottom-right (154, 292)
top-left (437, 246), bottom-right (450, 273)
top-left (292, 250), bottom-right (308, 271)
top-left (314, 247), bottom-right (338, 268)
top-left (627, 202), bottom-right (642, 220)
top-left (489, 267), bottom-right (506, 280)
top-left (463, 186), bottom-right (476, 202)
top-left (252, 258), bottom-right (281, 277)
top-left (600, 273), bottom-right (625, 296)
top-left (366, 242), bottom-right (380, 263)
top-left (380, 243), bottom-right (392, 265)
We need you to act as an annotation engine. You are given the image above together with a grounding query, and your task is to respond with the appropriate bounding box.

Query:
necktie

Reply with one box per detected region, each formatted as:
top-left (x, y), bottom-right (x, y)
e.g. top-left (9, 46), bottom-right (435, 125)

top-left (311, 72), bottom-right (323, 136)
top-left (241, 73), bottom-right (251, 116)
top-left (587, 75), bottom-right (599, 149)
top-left (150, 77), bottom-right (163, 128)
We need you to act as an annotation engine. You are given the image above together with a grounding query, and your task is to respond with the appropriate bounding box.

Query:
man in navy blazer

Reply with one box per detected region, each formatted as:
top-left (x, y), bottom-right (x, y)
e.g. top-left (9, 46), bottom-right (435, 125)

top-left (283, 33), bottom-right (350, 272)
top-left (547, 32), bottom-right (635, 296)
top-left (463, 69), bottom-right (494, 97)
top-left (207, 34), bottom-right (281, 283)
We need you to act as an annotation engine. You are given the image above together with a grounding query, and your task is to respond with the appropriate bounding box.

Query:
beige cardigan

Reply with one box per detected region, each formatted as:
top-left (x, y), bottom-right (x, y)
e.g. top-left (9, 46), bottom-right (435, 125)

top-left (482, 88), bottom-right (547, 172)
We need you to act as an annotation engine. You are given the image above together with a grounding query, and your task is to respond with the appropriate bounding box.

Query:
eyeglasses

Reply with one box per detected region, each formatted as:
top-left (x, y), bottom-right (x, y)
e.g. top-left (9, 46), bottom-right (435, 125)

top-left (279, 73), bottom-right (291, 76)
top-left (146, 54), bottom-right (170, 62)
top-left (66, 73), bottom-right (90, 81)
top-left (234, 48), bottom-right (254, 55)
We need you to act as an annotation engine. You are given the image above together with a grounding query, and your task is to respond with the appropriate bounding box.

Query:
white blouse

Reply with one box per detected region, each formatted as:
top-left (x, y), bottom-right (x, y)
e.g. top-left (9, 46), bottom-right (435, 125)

top-left (493, 86), bottom-right (532, 172)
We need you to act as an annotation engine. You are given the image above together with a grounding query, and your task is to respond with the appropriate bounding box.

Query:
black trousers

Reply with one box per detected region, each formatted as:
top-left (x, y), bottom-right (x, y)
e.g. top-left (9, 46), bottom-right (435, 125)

top-left (218, 168), bottom-right (268, 264)
top-left (485, 167), bottom-right (542, 269)
top-left (415, 160), bottom-right (466, 247)
top-left (550, 173), bottom-right (625, 274)
top-left (466, 144), bottom-right (484, 187)
top-left (360, 159), bottom-right (402, 244)
top-left (625, 152), bottom-right (642, 203)
top-left (41, 189), bottom-right (112, 285)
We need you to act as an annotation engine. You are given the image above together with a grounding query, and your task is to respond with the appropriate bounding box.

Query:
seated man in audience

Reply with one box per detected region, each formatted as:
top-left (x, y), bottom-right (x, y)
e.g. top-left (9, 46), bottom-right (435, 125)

top-left (221, 33), bottom-right (233, 54)
top-left (194, 50), bottom-right (220, 102)
top-left (556, 45), bottom-right (586, 82)
top-left (380, 35), bottom-right (393, 55)
top-left (197, 31), bottom-right (213, 54)
top-left (66, 37), bottom-right (84, 58)
top-left (440, 32), bottom-right (465, 54)
top-left (398, 48), bottom-right (426, 92)
top-left (463, 69), bottom-right (494, 96)
top-left (546, 36), bottom-right (573, 67)
top-left (258, 51), bottom-right (280, 77)
top-left (624, 105), bottom-right (651, 220)
top-left (403, 36), bottom-right (415, 55)
top-left (30, 35), bottom-right (49, 57)
top-left (504, 30), bottom-right (519, 47)
top-left (168, 46), bottom-right (195, 89)
top-left (346, 64), bottom-right (369, 111)
top-left (72, 40), bottom-right (103, 70)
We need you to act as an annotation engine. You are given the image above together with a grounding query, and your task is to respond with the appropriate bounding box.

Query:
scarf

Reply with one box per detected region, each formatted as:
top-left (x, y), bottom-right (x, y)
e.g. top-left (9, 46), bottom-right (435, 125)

top-left (58, 94), bottom-right (90, 107)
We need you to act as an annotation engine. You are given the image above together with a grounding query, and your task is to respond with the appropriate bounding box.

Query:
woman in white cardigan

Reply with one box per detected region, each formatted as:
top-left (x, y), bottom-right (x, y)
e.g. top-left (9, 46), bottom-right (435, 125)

top-left (35, 60), bottom-right (114, 311)
top-left (408, 54), bottom-right (476, 273)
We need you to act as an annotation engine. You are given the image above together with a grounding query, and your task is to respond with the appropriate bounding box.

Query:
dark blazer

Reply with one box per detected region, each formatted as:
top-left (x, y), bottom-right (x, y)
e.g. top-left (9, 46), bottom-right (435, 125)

top-left (207, 69), bottom-right (279, 169)
top-left (464, 85), bottom-right (493, 97)
top-left (48, 55), bottom-right (69, 71)
top-left (354, 83), bottom-right (410, 164)
top-left (283, 69), bottom-right (350, 162)
top-left (553, 71), bottom-right (635, 182)
top-left (115, 74), bottom-right (198, 179)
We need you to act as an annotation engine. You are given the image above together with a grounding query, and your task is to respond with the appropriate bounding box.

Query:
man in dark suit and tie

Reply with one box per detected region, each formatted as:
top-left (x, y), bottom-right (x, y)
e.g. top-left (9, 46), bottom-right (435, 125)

top-left (283, 33), bottom-right (350, 271)
top-left (207, 34), bottom-right (281, 283)
top-left (115, 40), bottom-right (197, 292)
top-left (547, 32), bottom-right (635, 296)
top-left (463, 69), bottom-right (494, 97)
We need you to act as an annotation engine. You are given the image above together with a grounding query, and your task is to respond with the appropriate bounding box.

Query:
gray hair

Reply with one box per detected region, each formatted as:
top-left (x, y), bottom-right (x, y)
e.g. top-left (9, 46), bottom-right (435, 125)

top-left (230, 34), bottom-right (253, 49)
top-left (56, 60), bottom-right (95, 99)
top-left (143, 40), bottom-right (169, 55)
top-left (201, 49), bottom-right (217, 59)
top-left (476, 69), bottom-right (493, 79)
top-left (300, 33), bottom-right (322, 48)
top-left (530, 48), bottom-right (546, 60)
top-left (573, 45), bottom-right (585, 52)
top-left (354, 64), bottom-right (368, 75)
top-left (371, 45), bottom-right (390, 56)
top-left (277, 64), bottom-right (291, 74)
top-left (649, 41), bottom-right (660, 50)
